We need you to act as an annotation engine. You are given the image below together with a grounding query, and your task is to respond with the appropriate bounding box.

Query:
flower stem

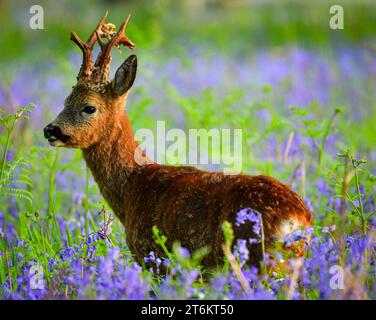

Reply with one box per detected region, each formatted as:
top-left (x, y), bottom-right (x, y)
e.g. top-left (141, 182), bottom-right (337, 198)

top-left (0, 118), bottom-right (16, 189)
top-left (48, 149), bottom-right (62, 246)
top-left (260, 216), bottom-right (267, 276)
top-left (318, 108), bottom-right (341, 168)
top-left (350, 156), bottom-right (367, 235)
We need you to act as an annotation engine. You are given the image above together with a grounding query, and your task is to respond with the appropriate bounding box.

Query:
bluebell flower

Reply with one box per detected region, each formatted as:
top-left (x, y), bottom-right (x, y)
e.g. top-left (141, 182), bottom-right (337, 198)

top-left (162, 258), bottom-right (170, 267)
top-left (144, 251), bottom-right (160, 266)
top-left (249, 238), bottom-right (261, 244)
top-left (177, 246), bottom-right (190, 259)
top-left (235, 208), bottom-right (250, 226)
top-left (98, 231), bottom-right (106, 239)
top-left (235, 208), bottom-right (262, 236)
top-left (17, 239), bottom-right (26, 247)
top-left (60, 247), bottom-right (76, 261)
top-left (284, 228), bottom-right (307, 246)
top-left (235, 239), bottom-right (249, 265)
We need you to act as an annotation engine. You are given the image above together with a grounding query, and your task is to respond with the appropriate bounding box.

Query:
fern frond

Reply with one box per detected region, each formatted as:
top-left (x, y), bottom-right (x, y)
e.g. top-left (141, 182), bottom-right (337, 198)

top-left (1, 187), bottom-right (33, 203)
top-left (6, 173), bottom-right (32, 182)
top-left (0, 156), bottom-right (33, 204)
top-left (1, 192), bottom-right (33, 203)
top-left (4, 176), bottom-right (33, 187)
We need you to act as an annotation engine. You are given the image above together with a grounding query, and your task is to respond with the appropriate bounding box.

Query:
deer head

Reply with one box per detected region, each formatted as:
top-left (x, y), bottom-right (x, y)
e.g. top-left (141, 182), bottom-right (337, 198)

top-left (44, 11), bottom-right (137, 149)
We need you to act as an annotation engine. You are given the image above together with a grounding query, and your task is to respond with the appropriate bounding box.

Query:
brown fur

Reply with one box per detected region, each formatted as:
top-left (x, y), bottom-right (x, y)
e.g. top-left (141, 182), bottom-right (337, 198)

top-left (81, 104), bottom-right (312, 268)
top-left (44, 14), bottom-right (313, 271)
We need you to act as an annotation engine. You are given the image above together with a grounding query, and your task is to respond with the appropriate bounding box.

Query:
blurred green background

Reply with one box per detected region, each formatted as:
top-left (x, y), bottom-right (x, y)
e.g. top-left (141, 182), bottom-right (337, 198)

top-left (1, 0), bottom-right (376, 60)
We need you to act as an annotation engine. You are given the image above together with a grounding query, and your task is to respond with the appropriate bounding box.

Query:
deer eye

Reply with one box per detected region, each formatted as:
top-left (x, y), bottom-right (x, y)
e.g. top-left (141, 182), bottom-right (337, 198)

top-left (81, 105), bottom-right (96, 115)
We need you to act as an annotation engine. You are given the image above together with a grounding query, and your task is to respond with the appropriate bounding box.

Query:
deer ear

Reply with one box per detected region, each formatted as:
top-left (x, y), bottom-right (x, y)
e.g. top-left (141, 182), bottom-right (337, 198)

top-left (113, 54), bottom-right (137, 97)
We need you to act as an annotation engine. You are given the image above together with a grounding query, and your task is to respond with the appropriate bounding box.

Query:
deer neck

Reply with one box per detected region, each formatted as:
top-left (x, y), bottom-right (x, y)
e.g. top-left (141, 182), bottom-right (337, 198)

top-left (82, 112), bottom-right (142, 213)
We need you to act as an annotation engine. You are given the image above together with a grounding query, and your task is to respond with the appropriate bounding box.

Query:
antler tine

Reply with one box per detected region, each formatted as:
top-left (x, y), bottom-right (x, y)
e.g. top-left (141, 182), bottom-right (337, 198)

top-left (103, 15), bottom-right (136, 64)
top-left (93, 14), bottom-right (136, 82)
top-left (114, 14), bottom-right (136, 49)
top-left (87, 10), bottom-right (109, 49)
top-left (70, 10), bottom-right (109, 81)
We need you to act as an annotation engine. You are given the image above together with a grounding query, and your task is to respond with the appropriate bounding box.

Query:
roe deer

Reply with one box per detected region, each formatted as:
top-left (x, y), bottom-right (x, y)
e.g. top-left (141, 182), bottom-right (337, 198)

top-left (43, 12), bottom-right (313, 270)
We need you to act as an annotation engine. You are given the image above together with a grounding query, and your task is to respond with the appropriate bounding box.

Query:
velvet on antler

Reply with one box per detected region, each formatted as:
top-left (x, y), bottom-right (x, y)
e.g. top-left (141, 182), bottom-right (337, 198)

top-left (70, 10), bottom-right (136, 85)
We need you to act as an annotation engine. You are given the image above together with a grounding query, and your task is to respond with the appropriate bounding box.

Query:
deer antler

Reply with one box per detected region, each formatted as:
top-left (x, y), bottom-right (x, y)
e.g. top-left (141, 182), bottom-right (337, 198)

top-left (70, 10), bottom-right (109, 81)
top-left (92, 14), bottom-right (136, 83)
top-left (70, 12), bottom-right (135, 85)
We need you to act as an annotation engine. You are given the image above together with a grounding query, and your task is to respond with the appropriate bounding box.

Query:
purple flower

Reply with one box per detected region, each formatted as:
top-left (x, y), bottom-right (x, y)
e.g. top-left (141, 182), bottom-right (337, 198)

top-left (17, 239), bottom-right (26, 247)
top-left (98, 231), bottom-right (106, 239)
top-left (210, 276), bottom-right (227, 294)
top-left (284, 228), bottom-right (307, 246)
top-left (6, 150), bottom-right (15, 162)
top-left (235, 208), bottom-right (250, 226)
top-left (162, 259), bottom-right (170, 267)
top-left (346, 236), bottom-right (354, 248)
top-left (59, 247), bottom-right (76, 261)
top-left (304, 197), bottom-right (314, 213)
top-left (235, 208), bottom-right (262, 236)
top-left (86, 233), bottom-right (100, 244)
top-left (317, 179), bottom-right (329, 195)
top-left (322, 225), bottom-right (336, 233)
top-left (177, 246), bottom-right (190, 259)
top-left (235, 239), bottom-right (249, 265)
top-left (144, 251), bottom-right (162, 267)
top-left (249, 238), bottom-right (261, 244)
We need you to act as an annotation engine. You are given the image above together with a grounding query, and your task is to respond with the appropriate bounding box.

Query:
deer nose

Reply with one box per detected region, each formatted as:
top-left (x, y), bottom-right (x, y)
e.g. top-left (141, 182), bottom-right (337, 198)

top-left (44, 123), bottom-right (61, 139)
top-left (43, 123), bottom-right (53, 139)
